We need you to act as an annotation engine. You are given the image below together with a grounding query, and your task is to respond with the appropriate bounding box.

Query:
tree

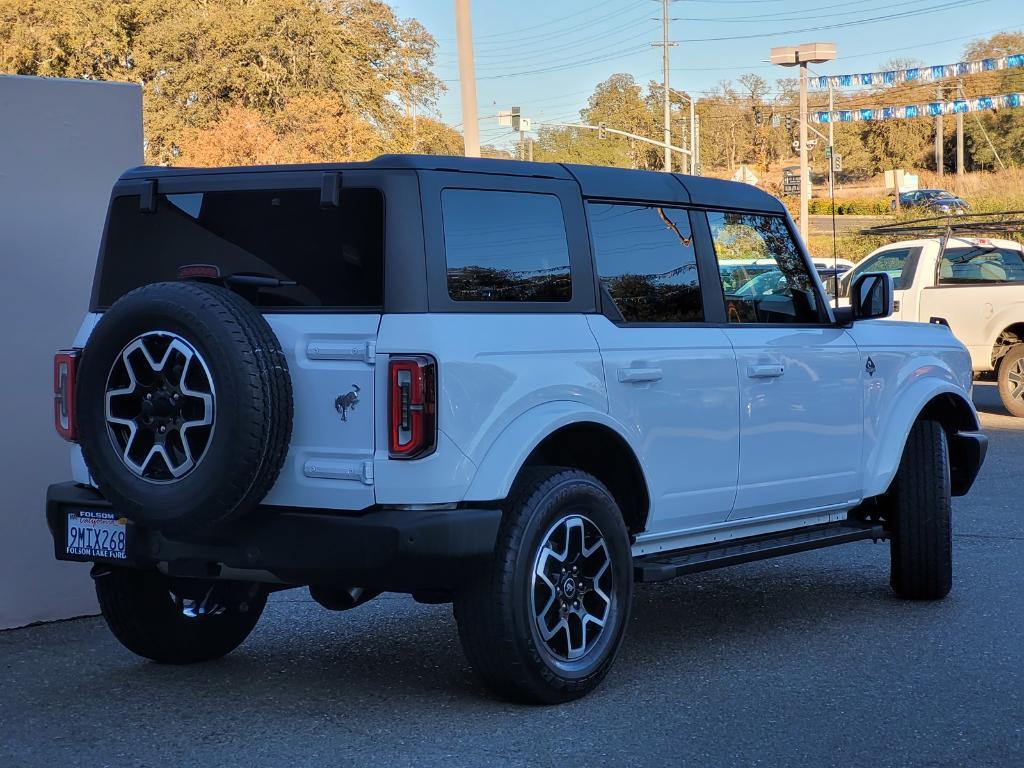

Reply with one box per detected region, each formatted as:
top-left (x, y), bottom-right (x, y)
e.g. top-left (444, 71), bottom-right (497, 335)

top-left (0, 0), bottom-right (446, 165)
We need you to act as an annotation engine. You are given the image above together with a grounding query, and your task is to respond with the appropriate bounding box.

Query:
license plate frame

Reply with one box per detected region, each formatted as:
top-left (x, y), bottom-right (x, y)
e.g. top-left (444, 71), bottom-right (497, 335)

top-left (64, 509), bottom-right (129, 561)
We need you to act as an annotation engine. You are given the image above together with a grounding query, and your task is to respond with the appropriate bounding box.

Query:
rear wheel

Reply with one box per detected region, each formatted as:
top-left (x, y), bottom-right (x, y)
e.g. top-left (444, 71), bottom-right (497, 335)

top-left (454, 467), bottom-right (633, 704)
top-left (888, 419), bottom-right (953, 600)
top-left (996, 344), bottom-right (1024, 417)
top-left (95, 569), bottom-right (266, 663)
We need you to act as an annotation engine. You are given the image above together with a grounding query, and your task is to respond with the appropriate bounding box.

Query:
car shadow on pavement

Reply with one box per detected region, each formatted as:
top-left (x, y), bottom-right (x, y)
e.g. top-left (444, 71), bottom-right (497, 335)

top-left (59, 556), bottom-right (908, 708)
top-left (973, 381), bottom-right (1010, 417)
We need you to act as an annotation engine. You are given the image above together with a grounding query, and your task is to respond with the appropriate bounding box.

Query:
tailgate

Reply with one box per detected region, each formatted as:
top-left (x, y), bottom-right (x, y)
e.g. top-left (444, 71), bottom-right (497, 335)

top-left (261, 313), bottom-right (380, 511)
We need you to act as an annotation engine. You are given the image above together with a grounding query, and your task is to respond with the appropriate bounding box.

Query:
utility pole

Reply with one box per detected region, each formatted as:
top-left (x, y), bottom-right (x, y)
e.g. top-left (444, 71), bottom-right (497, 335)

top-left (935, 84), bottom-right (944, 177)
top-left (454, 0), bottom-right (480, 158)
top-left (689, 96), bottom-right (696, 174)
top-left (694, 113), bottom-right (700, 173)
top-left (652, 0), bottom-right (676, 173)
top-left (956, 80), bottom-right (965, 176)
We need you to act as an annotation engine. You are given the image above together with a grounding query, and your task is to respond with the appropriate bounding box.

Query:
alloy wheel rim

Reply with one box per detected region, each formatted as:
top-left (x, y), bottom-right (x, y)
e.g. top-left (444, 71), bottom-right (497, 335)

top-left (1008, 359), bottom-right (1024, 402)
top-left (104, 331), bottom-right (215, 483)
top-left (530, 514), bottom-right (615, 664)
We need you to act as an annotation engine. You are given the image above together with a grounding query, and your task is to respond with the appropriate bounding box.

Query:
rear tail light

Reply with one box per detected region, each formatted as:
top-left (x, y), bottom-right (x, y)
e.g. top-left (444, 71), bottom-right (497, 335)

top-left (388, 355), bottom-right (437, 459)
top-left (54, 349), bottom-right (81, 442)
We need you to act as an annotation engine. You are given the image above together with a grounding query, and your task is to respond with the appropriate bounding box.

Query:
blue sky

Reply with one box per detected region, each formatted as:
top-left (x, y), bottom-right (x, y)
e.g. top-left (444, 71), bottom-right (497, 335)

top-left (395, 0), bottom-right (1022, 148)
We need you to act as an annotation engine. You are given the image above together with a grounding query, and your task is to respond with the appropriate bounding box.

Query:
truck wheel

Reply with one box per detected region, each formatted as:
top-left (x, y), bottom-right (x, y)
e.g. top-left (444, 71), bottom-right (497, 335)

top-left (888, 419), bottom-right (953, 600)
top-left (454, 467), bottom-right (633, 704)
top-left (95, 569), bottom-right (266, 664)
top-left (76, 281), bottom-right (293, 532)
top-left (996, 344), bottom-right (1024, 417)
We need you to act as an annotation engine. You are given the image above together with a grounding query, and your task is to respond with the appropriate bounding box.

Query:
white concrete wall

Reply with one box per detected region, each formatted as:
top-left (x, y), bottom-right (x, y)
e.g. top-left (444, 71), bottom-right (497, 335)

top-left (0, 76), bottom-right (143, 629)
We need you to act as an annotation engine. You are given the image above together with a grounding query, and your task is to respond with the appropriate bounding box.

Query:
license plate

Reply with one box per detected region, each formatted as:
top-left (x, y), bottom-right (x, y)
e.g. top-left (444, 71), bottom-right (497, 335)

top-left (66, 510), bottom-right (127, 560)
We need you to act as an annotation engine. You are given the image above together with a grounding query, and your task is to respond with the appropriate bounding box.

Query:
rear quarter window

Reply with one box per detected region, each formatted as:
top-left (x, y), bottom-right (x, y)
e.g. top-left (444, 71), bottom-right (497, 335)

top-left (441, 189), bottom-right (572, 302)
top-left (94, 187), bottom-right (384, 310)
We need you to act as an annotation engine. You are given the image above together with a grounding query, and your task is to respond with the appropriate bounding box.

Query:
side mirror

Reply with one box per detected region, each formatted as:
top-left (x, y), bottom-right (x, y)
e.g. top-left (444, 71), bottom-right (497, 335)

top-left (851, 271), bottom-right (894, 320)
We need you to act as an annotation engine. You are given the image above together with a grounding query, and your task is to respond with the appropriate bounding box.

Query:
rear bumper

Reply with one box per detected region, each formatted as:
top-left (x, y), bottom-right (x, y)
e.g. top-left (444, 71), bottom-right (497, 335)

top-left (949, 430), bottom-right (988, 496)
top-left (46, 482), bottom-right (501, 592)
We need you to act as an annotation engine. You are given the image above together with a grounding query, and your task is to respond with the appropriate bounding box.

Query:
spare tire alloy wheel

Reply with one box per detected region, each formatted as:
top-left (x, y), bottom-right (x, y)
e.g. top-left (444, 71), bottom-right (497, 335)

top-left (531, 514), bottom-right (616, 665)
top-left (105, 331), bottom-right (215, 482)
top-left (77, 281), bottom-right (293, 533)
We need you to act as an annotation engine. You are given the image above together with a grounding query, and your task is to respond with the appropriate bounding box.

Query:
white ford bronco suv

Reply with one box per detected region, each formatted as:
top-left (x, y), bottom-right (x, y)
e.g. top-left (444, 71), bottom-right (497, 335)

top-left (840, 214), bottom-right (1024, 416)
top-left (47, 156), bottom-right (987, 703)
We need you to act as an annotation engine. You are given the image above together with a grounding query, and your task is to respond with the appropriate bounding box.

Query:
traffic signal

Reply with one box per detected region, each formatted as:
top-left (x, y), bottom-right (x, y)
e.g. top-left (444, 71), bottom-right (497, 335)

top-left (753, 106), bottom-right (763, 126)
top-left (784, 114), bottom-right (794, 131)
top-left (598, 122), bottom-right (607, 139)
top-left (510, 106), bottom-right (522, 132)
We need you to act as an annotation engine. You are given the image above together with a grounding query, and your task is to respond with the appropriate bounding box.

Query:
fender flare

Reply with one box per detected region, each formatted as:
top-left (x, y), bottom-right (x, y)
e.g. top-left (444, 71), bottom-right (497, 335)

top-left (863, 378), bottom-right (979, 498)
top-left (463, 401), bottom-right (651, 503)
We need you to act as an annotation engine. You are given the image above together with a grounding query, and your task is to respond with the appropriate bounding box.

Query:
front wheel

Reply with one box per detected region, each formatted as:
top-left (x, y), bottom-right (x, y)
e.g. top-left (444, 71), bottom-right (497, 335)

top-left (454, 467), bottom-right (634, 704)
top-left (95, 569), bottom-right (266, 663)
top-left (888, 420), bottom-right (953, 600)
top-left (996, 344), bottom-right (1024, 417)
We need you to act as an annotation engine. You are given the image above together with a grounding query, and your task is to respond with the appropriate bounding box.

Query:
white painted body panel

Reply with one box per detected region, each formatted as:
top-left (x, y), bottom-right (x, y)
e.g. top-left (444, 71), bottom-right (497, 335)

top-left (68, 304), bottom-right (977, 550)
top-left (259, 313), bottom-right (379, 511)
top-left (843, 319), bottom-right (975, 498)
top-left (724, 326), bottom-right (863, 518)
top-left (585, 316), bottom-right (739, 532)
top-left (850, 238), bottom-right (1024, 372)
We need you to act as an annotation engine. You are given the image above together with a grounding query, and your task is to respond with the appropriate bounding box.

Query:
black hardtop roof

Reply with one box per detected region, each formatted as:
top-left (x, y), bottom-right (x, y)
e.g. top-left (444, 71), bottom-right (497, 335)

top-left (120, 154), bottom-right (786, 213)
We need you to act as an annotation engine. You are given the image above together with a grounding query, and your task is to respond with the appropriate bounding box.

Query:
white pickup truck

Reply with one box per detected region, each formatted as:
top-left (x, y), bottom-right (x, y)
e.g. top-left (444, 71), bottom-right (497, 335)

top-left (839, 235), bottom-right (1024, 415)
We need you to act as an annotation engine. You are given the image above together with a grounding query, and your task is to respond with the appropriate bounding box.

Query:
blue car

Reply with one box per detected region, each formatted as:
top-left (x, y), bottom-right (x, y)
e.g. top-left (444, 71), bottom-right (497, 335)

top-left (893, 189), bottom-right (970, 214)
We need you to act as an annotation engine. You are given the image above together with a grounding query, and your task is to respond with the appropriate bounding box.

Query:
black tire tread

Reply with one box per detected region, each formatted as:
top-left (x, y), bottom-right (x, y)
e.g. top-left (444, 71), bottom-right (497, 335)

top-left (79, 281), bottom-right (292, 531)
top-left (889, 419), bottom-right (953, 600)
top-left (454, 467), bottom-right (631, 704)
top-left (996, 344), bottom-right (1024, 418)
top-left (95, 569), bottom-right (266, 664)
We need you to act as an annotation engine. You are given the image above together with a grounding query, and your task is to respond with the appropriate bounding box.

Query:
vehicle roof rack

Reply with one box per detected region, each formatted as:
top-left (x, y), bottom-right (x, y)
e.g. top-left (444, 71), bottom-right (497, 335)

top-left (860, 210), bottom-right (1024, 238)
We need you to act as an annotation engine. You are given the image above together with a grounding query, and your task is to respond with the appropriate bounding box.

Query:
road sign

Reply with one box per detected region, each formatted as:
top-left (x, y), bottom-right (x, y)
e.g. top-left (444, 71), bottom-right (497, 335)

top-left (783, 166), bottom-right (810, 197)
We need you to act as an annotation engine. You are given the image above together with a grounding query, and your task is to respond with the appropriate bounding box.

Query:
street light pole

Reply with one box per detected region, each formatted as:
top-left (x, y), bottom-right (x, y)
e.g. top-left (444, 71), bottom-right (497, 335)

top-left (454, 0), bottom-right (480, 158)
top-left (771, 42), bottom-right (836, 245)
top-left (798, 61), bottom-right (809, 243)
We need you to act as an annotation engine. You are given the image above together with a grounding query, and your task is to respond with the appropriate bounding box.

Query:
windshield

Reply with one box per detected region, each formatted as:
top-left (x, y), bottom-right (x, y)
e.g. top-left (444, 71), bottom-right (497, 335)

top-left (839, 247), bottom-right (915, 297)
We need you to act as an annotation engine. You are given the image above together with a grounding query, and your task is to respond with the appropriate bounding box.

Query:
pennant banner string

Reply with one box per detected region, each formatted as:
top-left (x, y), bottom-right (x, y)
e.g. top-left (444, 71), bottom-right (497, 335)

top-left (812, 92), bottom-right (1023, 123)
top-left (809, 53), bottom-right (1024, 90)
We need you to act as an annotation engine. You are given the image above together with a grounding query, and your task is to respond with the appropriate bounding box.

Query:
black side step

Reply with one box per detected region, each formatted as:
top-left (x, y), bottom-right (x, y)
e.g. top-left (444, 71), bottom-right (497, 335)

top-left (634, 521), bottom-right (886, 583)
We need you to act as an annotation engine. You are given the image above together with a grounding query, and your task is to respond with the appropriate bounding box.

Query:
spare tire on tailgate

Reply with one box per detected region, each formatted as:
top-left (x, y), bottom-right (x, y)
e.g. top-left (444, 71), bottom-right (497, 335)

top-left (76, 281), bottom-right (293, 532)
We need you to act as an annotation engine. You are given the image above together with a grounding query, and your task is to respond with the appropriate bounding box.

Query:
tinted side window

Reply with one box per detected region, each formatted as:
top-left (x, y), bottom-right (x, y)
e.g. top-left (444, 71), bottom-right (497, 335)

top-left (940, 246), bottom-right (1024, 284)
top-left (707, 211), bottom-right (822, 324)
top-left (96, 188), bottom-right (384, 310)
top-left (442, 189), bottom-right (571, 302)
top-left (587, 203), bottom-right (702, 323)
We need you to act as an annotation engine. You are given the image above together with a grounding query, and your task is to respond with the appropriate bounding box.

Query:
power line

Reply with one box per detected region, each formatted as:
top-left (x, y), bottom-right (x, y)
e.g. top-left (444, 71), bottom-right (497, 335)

top-left (674, 0), bottom-right (989, 42)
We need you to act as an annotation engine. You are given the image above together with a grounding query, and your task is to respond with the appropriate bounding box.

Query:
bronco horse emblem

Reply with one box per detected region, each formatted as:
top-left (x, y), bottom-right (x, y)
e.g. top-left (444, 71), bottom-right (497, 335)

top-left (335, 384), bottom-right (361, 421)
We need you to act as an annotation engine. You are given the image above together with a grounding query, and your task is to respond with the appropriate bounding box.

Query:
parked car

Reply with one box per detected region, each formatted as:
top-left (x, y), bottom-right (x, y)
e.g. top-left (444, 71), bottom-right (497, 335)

top-left (892, 189), bottom-right (970, 214)
top-left (839, 235), bottom-right (1024, 414)
top-left (47, 156), bottom-right (985, 703)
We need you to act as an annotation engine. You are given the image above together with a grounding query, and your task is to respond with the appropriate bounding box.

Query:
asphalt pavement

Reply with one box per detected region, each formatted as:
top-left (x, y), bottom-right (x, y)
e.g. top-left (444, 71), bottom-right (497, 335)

top-left (2, 384), bottom-right (1021, 768)
top-left (809, 214), bottom-right (891, 236)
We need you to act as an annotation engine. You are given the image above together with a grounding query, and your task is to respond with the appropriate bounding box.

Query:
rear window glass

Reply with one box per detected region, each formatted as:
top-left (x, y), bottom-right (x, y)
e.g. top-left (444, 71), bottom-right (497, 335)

top-left (94, 188), bottom-right (384, 310)
top-left (441, 189), bottom-right (572, 302)
top-left (939, 246), bottom-right (1024, 284)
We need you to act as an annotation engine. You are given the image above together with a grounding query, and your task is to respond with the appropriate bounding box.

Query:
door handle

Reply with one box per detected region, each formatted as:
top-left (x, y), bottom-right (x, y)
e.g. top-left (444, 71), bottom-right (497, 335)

top-left (617, 367), bottom-right (663, 384)
top-left (746, 363), bottom-right (785, 379)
